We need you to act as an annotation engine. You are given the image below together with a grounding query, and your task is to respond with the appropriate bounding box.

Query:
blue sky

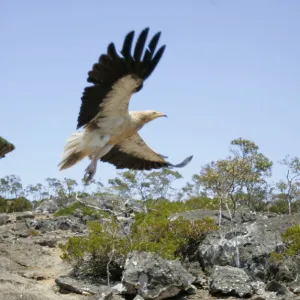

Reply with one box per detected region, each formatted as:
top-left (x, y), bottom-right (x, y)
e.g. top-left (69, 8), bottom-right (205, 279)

top-left (1, 0), bottom-right (300, 190)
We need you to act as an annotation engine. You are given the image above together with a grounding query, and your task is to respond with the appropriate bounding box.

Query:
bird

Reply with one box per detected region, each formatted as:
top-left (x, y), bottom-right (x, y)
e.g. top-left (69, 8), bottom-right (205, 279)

top-left (58, 27), bottom-right (193, 182)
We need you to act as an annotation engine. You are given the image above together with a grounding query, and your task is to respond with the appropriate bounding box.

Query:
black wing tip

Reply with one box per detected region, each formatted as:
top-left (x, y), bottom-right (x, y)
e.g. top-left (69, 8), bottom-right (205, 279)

top-left (122, 27), bottom-right (165, 80)
top-left (168, 155), bottom-right (193, 168)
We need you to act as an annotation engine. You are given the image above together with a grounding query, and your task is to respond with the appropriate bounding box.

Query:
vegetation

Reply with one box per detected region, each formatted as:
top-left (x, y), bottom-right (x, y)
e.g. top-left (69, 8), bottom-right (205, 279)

top-left (1, 137), bottom-right (300, 216)
top-left (27, 229), bottom-right (40, 236)
top-left (270, 224), bottom-right (300, 262)
top-left (59, 198), bottom-right (217, 280)
top-left (2, 136), bottom-right (300, 282)
top-left (0, 196), bottom-right (32, 213)
top-left (54, 201), bottom-right (109, 218)
top-left (0, 136), bottom-right (15, 159)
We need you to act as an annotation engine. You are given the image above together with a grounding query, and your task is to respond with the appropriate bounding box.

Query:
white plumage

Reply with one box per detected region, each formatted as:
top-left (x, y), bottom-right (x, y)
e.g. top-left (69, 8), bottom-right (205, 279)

top-left (58, 28), bottom-right (193, 181)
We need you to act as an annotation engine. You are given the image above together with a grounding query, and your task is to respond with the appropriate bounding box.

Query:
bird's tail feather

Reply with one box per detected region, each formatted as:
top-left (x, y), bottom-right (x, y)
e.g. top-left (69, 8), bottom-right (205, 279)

top-left (58, 132), bottom-right (85, 170)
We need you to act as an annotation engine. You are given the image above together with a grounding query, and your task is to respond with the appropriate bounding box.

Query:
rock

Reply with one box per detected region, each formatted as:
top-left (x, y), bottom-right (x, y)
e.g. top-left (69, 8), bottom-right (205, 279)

top-left (169, 209), bottom-right (230, 225)
top-left (35, 200), bottom-right (58, 214)
top-left (133, 295), bottom-right (145, 300)
top-left (35, 238), bottom-right (57, 248)
top-left (82, 215), bottom-right (96, 224)
top-left (20, 270), bottom-right (50, 280)
top-left (265, 281), bottom-right (289, 295)
top-left (209, 265), bottom-right (253, 297)
top-left (122, 251), bottom-right (195, 300)
top-left (34, 216), bottom-right (85, 233)
top-left (112, 283), bottom-right (135, 295)
top-left (55, 216), bottom-right (84, 232)
top-left (34, 219), bottom-right (56, 232)
top-left (238, 209), bottom-right (257, 223)
top-left (196, 213), bottom-right (297, 278)
top-left (0, 214), bottom-right (12, 225)
top-left (269, 255), bottom-right (300, 284)
top-left (251, 281), bottom-right (266, 291)
top-left (73, 208), bottom-right (83, 218)
top-left (252, 290), bottom-right (280, 300)
top-left (16, 212), bottom-right (35, 221)
top-left (184, 284), bottom-right (197, 295)
top-left (293, 286), bottom-right (300, 294)
top-left (0, 292), bottom-right (53, 300)
top-left (55, 275), bottom-right (113, 296)
top-left (111, 295), bottom-right (125, 300)
top-left (79, 194), bottom-right (146, 215)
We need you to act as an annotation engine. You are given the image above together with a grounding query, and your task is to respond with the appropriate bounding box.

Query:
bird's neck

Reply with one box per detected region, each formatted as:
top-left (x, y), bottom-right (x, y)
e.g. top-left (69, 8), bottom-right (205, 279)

top-left (129, 111), bottom-right (149, 130)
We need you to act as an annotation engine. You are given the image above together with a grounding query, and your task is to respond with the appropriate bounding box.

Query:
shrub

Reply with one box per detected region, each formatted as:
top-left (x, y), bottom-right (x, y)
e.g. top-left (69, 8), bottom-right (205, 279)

top-left (54, 201), bottom-right (109, 218)
top-left (0, 197), bottom-right (32, 213)
top-left (268, 199), bottom-right (289, 215)
top-left (185, 196), bottom-right (219, 210)
top-left (270, 224), bottom-right (300, 263)
top-left (59, 219), bottom-right (129, 279)
top-left (27, 229), bottom-right (40, 236)
top-left (59, 199), bottom-right (217, 280)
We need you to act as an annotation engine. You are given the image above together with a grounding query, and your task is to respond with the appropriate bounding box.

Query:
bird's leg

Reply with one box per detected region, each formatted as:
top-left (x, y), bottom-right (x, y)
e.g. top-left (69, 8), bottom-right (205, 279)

top-left (83, 145), bottom-right (114, 183)
top-left (84, 155), bottom-right (98, 182)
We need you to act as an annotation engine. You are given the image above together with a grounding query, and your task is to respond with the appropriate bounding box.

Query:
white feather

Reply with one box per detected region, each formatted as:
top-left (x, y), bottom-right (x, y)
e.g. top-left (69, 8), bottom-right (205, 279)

top-left (81, 130), bottom-right (110, 153)
top-left (61, 132), bottom-right (83, 160)
top-left (99, 75), bottom-right (141, 115)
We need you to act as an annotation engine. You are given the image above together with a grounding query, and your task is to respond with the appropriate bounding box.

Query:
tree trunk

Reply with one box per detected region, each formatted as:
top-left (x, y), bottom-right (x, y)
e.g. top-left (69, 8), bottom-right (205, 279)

top-left (288, 199), bottom-right (292, 215)
top-left (0, 136), bottom-right (15, 159)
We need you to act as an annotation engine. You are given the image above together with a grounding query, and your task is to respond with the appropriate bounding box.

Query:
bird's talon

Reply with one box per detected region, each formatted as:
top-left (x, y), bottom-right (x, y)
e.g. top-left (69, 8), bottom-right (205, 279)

top-left (83, 165), bottom-right (96, 182)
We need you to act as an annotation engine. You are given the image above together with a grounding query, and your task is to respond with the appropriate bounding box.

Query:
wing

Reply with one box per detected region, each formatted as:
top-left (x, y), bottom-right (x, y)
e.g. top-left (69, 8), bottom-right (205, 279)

top-left (77, 27), bottom-right (166, 130)
top-left (100, 133), bottom-right (193, 170)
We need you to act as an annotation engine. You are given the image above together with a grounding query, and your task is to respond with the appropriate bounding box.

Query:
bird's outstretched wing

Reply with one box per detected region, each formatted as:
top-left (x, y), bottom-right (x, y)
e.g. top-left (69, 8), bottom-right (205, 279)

top-left (77, 28), bottom-right (166, 130)
top-left (100, 133), bottom-right (193, 170)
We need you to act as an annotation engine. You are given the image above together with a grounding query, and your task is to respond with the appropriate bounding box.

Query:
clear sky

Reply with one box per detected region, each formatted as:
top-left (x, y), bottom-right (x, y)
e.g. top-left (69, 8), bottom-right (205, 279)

top-left (1, 0), bottom-right (300, 190)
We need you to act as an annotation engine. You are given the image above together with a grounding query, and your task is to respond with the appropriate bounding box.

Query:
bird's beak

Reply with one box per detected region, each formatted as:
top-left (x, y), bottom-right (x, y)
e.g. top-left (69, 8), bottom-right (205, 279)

top-left (158, 113), bottom-right (168, 118)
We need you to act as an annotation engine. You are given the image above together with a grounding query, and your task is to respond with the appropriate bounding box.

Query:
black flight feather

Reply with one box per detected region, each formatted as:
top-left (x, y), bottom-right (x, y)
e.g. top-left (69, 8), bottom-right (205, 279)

top-left (101, 146), bottom-right (193, 171)
top-left (76, 28), bottom-right (166, 129)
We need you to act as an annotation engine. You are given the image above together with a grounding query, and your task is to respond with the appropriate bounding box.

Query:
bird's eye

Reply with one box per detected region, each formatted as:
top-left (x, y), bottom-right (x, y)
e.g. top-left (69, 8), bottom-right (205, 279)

top-left (152, 112), bottom-right (156, 115)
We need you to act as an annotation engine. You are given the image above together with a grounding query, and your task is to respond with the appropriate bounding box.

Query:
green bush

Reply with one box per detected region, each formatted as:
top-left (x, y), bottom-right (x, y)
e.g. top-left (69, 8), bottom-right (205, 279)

top-left (270, 224), bottom-right (300, 263)
top-left (0, 197), bottom-right (32, 213)
top-left (59, 199), bottom-right (217, 280)
top-left (185, 196), bottom-right (219, 210)
top-left (268, 199), bottom-right (289, 214)
top-left (54, 201), bottom-right (109, 218)
top-left (27, 229), bottom-right (40, 236)
top-left (59, 219), bottom-right (130, 279)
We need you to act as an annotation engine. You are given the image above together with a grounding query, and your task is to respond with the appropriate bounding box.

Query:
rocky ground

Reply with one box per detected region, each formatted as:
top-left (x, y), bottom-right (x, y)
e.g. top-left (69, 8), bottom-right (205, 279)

top-left (1, 199), bottom-right (300, 300)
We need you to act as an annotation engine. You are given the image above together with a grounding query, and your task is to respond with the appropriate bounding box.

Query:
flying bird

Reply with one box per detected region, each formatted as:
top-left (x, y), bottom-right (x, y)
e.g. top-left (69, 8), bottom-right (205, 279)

top-left (58, 27), bottom-right (193, 182)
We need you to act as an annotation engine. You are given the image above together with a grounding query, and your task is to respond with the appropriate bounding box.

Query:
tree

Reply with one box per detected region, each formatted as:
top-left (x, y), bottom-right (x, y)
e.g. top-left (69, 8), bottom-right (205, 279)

top-left (63, 178), bottom-right (78, 198)
top-left (199, 158), bottom-right (244, 224)
top-left (108, 170), bottom-right (151, 200)
top-left (230, 138), bottom-right (273, 209)
top-left (0, 177), bottom-right (10, 198)
top-left (45, 178), bottom-right (62, 198)
top-left (182, 174), bottom-right (207, 199)
top-left (0, 175), bottom-right (23, 198)
top-left (25, 184), bottom-right (39, 200)
top-left (276, 156), bottom-right (300, 215)
top-left (146, 168), bottom-right (183, 200)
top-left (108, 169), bottom-right (182, 201)
top-left (0, 136), bottom-right (15, 159)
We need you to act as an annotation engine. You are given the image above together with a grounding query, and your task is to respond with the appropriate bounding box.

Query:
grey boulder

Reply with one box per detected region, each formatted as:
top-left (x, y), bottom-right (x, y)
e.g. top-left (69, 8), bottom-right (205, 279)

top-left (122, 251), bottom-right (195, 300)
top-left (209, 265), bottom-right (254, 297)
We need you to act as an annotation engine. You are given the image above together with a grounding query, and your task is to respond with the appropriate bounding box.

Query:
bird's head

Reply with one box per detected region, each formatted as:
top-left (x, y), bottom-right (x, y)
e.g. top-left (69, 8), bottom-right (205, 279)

top-left (142, 110), bottom-right (168, 123)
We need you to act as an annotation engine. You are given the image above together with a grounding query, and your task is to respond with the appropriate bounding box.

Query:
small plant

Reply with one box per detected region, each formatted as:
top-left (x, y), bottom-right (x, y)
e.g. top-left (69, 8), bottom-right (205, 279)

top-left (59, 199), bottom-right (217, 281)
top-left (270, 224), bottom-right (300, 262)
top-left (185, 196), bottom-right (219, 210)
top-left (59, 219), bottom-right (129, 280)
top-left (27, 229), bottom-right (40, 236)
top-left (0, 197), bottom-right (32, 213)
top-left (54, 201), bottom-right (109, 218)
